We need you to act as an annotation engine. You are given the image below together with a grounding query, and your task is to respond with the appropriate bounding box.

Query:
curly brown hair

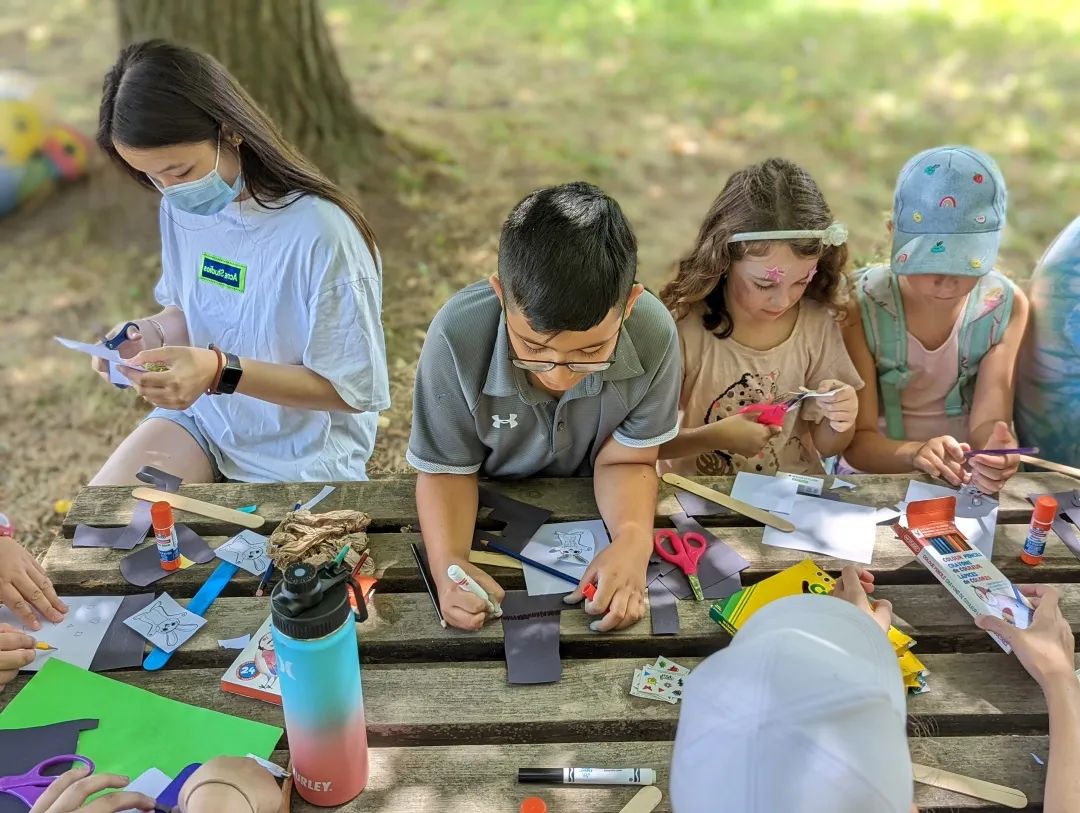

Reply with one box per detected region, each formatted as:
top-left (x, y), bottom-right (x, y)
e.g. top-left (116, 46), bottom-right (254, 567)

top-left (660, 157), bottom-right (848, 338)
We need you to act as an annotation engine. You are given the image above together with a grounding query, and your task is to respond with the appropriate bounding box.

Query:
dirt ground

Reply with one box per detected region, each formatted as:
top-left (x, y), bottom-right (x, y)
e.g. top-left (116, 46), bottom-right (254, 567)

top-left (3, 0), bottom-right (1080, 554)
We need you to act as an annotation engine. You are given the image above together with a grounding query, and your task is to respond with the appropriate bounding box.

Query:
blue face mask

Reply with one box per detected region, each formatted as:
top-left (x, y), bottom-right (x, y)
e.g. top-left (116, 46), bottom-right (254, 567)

top-left (150, 138), bottom-right (243, 216)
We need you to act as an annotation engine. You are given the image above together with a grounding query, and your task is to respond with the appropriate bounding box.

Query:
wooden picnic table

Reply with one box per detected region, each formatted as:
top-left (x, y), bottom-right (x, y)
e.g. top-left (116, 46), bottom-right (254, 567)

top-left (5, 471), bottom-right (1080, 811)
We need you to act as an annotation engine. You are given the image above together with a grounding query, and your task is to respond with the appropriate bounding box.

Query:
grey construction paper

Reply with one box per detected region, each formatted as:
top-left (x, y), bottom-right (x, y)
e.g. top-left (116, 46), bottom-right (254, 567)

top-left (0, 719), bottom-right (99, 813)
top-left (119, 524), bottom-right (214, 587)
top-left (651, 513), bottom-right (749, 601)
top-left (472, 488), bottom-right (552, 555)
top-left (89, 593), bottom-right (155, 671)
top-left (73, 467), bottom-right (182, 550)
top-left (648, 581), bottom-right (680, 636)
top-left (499, 590), bottom-right (564, 684)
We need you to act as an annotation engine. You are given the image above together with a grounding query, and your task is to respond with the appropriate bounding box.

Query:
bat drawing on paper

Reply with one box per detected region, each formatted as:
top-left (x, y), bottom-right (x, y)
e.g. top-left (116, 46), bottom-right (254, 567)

top-left (548, 529), bottom-right (594, 566)
top-left (127, 601), bottom-right (201, 649)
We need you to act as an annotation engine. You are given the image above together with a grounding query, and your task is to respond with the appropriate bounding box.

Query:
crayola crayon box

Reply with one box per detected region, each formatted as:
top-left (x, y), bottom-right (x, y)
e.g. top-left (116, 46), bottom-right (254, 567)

top-left (893, 496), bottom-right (1033, 654)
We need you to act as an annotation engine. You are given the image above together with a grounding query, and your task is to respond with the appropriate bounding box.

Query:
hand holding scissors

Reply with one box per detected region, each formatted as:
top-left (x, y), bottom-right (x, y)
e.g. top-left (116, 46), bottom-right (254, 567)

top-left (0, 756), bottom-right (95, 807)
top-left (738, 388), bottom-right (843, 428)
top-left (653, 529), bottom-right (707, 602)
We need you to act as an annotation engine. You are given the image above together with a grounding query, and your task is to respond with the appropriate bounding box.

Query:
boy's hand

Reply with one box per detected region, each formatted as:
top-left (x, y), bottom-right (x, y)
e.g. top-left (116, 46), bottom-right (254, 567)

top-left (976, 585), bottom-right (1075, 690)
top-left (913, 435), bottom-right (970, 487)
top-left (802, 380), bottom-right (858, 433)
top-left (967, 421), bottom-right (1020, 494)
top-left (0, 537), bottom-right (67, 630)
top-left (706, 413), bottom-right (781, 458)
top-left (833, 565), bottom-right (891, 633)
top-left (565, 531), bottom-right (649, 632)
top-left (0, 623), bottom-right (37, 691)
top-left (435, 559), bottom-right (505, 632)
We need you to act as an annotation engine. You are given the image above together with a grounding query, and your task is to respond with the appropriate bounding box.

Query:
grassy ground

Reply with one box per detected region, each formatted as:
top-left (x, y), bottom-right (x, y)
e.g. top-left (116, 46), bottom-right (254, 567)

top-left (3, 0), bottom-right (1079, 553)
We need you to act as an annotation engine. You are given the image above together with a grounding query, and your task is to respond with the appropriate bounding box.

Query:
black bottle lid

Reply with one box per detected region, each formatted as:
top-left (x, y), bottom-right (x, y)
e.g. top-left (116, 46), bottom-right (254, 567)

top-left (270, 561), bottom-right (365, 640)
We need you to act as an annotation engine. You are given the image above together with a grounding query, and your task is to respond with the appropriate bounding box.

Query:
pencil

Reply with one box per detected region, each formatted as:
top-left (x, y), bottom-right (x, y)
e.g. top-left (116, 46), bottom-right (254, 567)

top-left (410, 542), bottom-right (446, 628)
top-left (34, 641), bottom-right (57, 652)
top-left (948, 532), bottom-right (970, 552)
top-left (477, 538), bottom-right (597, 601)
top-left (255, 562), bottom-right (274, 597)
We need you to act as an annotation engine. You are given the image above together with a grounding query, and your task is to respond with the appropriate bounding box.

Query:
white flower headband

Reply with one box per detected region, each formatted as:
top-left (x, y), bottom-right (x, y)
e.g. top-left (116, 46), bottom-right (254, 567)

top-left (728, 222), bottom-right (849, 247)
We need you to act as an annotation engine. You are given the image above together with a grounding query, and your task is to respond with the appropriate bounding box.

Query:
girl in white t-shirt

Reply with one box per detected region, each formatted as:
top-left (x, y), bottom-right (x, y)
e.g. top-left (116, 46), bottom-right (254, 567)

top-left (88, 40), bottom-right (390, 484)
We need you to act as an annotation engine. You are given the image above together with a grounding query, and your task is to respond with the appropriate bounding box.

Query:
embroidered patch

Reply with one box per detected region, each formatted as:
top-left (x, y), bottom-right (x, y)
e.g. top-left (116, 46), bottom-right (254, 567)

top-left (970, 258), bottom-right (982, 269)
top-left (912, 211), bottom-right (923, 223)
top-left (973, 173), bottom-right (984, 183)
top-left (924, 164), bottom-right (940, 175)
top-left (199, 253), bottom-right (247, 293)
top-left (930, 241), bottom-right (946, 254)
top-left (974, 214), bottom-right (987, 224)
top-left (938, 195), bottom-right (957, 208)
top-left (897, 252), bottom-right (909, 263)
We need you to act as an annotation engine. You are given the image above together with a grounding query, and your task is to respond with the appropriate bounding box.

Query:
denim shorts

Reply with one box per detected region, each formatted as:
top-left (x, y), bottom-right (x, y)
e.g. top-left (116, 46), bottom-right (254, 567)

top-left (143, 407), bottom-right (223, 481)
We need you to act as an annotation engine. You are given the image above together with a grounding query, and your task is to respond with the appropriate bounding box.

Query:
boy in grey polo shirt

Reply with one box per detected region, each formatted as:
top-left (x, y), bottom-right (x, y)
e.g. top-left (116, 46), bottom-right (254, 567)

top-left (408, 182), bottom-right (681, 633)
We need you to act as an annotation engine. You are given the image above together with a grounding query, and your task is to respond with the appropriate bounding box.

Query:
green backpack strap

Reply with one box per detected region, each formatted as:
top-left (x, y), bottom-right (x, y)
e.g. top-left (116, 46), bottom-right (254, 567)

top-left (946, 270), bottom-right (1015, 417)
top-left (856, 265), bottom-right (910, 440)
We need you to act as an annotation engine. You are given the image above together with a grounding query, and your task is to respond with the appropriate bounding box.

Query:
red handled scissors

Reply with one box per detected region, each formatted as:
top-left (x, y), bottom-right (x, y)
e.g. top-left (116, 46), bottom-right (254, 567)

top-left (653, 529), bottom-right (707, 601)
top-left (738, 388), bottom-right (842, 427)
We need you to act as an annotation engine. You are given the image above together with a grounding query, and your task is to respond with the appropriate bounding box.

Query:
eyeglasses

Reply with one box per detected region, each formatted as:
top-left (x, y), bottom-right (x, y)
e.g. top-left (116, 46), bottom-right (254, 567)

top-left (506, 311), bottom-right (623, 374)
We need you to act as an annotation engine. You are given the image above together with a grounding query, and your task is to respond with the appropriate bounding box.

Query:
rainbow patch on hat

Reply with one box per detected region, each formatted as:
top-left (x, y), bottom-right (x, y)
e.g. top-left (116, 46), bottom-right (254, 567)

top-left (939, 196), bottom-right (957, 208)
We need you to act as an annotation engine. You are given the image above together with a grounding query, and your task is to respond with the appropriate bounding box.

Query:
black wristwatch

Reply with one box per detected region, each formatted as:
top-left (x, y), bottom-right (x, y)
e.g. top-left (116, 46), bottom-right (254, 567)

top-left (210, 344), bottom-right (243, 395)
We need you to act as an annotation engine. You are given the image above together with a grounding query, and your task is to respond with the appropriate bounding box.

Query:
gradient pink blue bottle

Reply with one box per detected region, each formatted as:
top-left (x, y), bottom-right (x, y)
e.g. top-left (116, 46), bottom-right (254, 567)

top-left (271, 562), bottom-right (368, 806)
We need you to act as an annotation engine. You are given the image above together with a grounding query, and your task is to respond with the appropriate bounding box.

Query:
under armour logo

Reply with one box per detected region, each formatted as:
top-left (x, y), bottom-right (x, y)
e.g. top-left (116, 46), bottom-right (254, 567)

top-left (492, 414), bottom-right (518, 429)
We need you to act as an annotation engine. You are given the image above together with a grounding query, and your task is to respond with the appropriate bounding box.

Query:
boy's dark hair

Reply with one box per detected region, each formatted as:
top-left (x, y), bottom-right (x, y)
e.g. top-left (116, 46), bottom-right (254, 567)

top-left (498, 181), bottom-right (637, 333)
top-left (660, 157), bottom-right (848, 338)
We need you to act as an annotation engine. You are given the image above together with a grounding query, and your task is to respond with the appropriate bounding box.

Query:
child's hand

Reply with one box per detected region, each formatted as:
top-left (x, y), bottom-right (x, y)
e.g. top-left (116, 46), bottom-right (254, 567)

top-left (912, 435), bottom-right (970, 487)
top-left (565, 531), bottom-right (649, 632)
top-left (28, 766), bottom-right (155, 813)
top-left (0, 623), bottom-right (37, 691)
top-left (803, 380), bottom-right (858, 433)
top-left (967, 421), bottom-right (1020, 494)
top-left (975, 585), bottom-right (1074, 690)
top-left (179, 756), bottom-right (282, 813)
top-left (0, 536), bottom-right (67, 629)
top-left (833, 565), bottom-right (891, 633)
top-left (706, 413), bottom-right (782, 458)
top-left (435, 559), bottom-right (504, 632)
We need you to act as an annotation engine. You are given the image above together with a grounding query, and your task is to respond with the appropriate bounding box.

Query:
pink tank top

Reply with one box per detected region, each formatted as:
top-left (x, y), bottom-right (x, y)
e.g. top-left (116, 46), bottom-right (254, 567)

top-left (878, 315), bottom-right (970, 443)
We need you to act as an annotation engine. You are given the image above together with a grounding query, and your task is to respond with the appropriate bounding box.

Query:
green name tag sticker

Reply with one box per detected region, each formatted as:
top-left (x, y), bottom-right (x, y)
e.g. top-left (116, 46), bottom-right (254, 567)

top-left (198, 253), bottom-right (247, 293)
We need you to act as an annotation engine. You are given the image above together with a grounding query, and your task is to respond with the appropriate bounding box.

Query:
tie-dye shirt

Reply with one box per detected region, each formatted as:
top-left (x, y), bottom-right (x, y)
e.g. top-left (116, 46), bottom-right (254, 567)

top-left (661, 300), bottom-right (863, 477)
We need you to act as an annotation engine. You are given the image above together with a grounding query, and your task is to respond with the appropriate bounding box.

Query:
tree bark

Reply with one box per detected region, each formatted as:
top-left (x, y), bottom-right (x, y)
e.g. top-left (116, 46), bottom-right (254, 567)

top-left (114, 0), bottom-right (384, 182)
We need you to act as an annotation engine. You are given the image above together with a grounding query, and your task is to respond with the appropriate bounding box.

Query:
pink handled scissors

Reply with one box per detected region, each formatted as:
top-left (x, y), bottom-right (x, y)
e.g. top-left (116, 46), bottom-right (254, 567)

top-left (0, 755), bottom-right (94, 807)
top-left (738, 391), bottom-right (811, 427)
top-left (653, 529), bottom-right (707, 601)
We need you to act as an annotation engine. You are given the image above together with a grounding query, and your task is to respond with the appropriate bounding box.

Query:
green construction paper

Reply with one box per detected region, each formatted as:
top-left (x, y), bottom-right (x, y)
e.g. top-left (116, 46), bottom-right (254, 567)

top-left (0, 659), bottom-right (281, 779)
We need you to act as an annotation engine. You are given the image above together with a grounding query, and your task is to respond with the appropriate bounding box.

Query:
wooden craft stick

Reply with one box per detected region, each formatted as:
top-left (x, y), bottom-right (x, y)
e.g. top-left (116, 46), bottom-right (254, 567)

top-left (1020, 454), bottom-right (1080, 481)
top-left (661, 473), bottom-right (795, 533)
top-left (912, 763), bottom-right (1027, 809)
top-left (618, 786), bottom-right (662, 813)
top-left (131, 488), bottom-right (265, 530)
top-left (468, 550), bottom-right (524, 570)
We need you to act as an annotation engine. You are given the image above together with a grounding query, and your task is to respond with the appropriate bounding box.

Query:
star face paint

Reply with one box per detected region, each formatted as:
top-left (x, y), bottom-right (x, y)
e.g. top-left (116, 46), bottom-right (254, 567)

top-left (764, 265), bottom-right (785, 282)
top-left (731, 246), bottom-right (822, 322)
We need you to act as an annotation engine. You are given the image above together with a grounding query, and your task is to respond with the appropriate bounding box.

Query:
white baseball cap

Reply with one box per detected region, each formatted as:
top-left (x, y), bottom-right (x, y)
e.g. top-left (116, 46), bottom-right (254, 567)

top-left (670, 594), bottom-right (913, 813)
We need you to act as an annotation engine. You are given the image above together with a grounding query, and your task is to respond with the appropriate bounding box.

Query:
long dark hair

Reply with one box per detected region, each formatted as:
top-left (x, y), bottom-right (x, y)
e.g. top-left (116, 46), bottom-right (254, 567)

top-left (660, 157), bottom-right (847, 338)
top-left (97, 39), bottom-right (378, 258)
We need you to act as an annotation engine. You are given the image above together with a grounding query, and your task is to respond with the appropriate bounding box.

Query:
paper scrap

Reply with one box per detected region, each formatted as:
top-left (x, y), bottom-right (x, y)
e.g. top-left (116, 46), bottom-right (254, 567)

top-left (872, 507), bottom-right (903, 526)
top-left (123, 593), bottom-right (206, 653)
top-left (237, 504), bottom-right (258, 514)
top-left (215, 529), bottom-right (271, 576)
top-left (520, 520), bottom-right (610, 596)
top-left (0, 596), bottom-right (123, 672)
top-left (298, 485), bottom-right (335, 512)
top-left (119, 524), bottom-right (214, 587)
top-left (500, 591), bottom-right (564, 684)
top-left (648, 581), bottom-right (680, 636)
top-left (902, 481), bottom-right (998, 557)
top-left (119, 768), bottom-right (172, 812)
top-left (776, 472), bottom-right (825, 496)
top-left (831, 478), bottom-right (856, 490)
top-left (0, 659), bottom-right (281, 782)
top-left (218, 634), bottom-right (251, 650)
top-left (55, 336), bottom-right (146, 387)
top-left (89, 593), bottom-right (155, 672)
top-left (731, 472), bottom-right (799, 513)
top-left (73, 466), bottom-right (182, 550)
top-left (762, 495), bottom-right (877, 564)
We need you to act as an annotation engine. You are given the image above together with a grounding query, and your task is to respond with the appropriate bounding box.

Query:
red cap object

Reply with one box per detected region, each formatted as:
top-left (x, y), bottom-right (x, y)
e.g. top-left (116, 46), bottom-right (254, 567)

top-left (150, 501), bottom-right (174, 532)
top-left (1033, 495), bottom-right (1059, 524)
top-left (582, 582), bottom-right (597, 601)
top-left (520, 797), bottom-right (548, 813)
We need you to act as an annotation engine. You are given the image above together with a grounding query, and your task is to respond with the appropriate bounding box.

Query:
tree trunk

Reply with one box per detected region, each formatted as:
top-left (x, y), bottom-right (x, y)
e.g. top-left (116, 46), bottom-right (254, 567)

top-left (114, 0), bottom-right (384, 183)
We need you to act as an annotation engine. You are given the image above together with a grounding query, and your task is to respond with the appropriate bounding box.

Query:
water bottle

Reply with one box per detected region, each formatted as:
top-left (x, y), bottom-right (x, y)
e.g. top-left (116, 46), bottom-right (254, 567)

top-left (271, 559), bottom-right (369, 806)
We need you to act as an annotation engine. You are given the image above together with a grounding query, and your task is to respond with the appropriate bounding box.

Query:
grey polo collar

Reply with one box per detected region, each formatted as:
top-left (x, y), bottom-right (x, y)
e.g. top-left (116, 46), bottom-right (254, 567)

top-left (482, 311), bottom-right (645, 403)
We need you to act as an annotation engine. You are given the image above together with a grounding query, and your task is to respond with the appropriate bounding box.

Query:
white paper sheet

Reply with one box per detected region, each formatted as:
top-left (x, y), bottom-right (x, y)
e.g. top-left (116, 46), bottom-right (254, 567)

top-left (119, 768), bottom-right (172, 811)
top-left (831, 478), bottom-right (856, 490)
top-left (215, 529), bottom-right (271, 576)
top-left (0, 596), bottom-right (123, 672)
top-left (901, 481), bottom-right (999, 557)
top-left (872, 506), bottom-right (903, 525)
top-left (762, 495), bottom-right (878, 564)
top-left (775, 472), bottom-right (825, 495)
top-left (123, 592), bottom-right (206, 653)
top-left (521, 520), bottom-right (611, 595)
top-left (298, 485), bottom-right (336, 511)
top-left (732, 472), bottom-right (798, 512)
top-left (55, 336), bottom-right (148, 387)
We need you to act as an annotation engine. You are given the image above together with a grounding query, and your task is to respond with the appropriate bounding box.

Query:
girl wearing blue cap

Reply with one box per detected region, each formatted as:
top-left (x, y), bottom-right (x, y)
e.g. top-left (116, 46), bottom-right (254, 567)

top-left (842, 146), bottom-right (1028, 494)
top-left (86, 40), bottom-right (390, 486)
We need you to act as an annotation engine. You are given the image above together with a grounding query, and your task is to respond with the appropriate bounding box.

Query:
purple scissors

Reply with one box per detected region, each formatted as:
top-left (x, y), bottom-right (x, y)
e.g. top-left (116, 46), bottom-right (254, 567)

top-left (0, 755), bottom-right (94, 807)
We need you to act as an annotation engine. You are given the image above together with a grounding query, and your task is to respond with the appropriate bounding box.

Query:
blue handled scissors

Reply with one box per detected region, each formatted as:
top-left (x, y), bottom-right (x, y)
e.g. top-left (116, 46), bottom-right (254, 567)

top-left (0, 755), bottom-right (94, 807)
top-left (103, 321), bottom-right (141, 351)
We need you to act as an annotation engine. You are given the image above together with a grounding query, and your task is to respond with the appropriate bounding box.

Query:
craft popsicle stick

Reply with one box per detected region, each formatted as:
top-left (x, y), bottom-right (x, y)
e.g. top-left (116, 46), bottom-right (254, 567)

top-left (131, 488), bottom-right (265, 529)
top-left (468, 550), bottom-right (524, 571)
top-left (618, 786), bottom-right (663, 813)
top-left (1019, 454), bottom-right (1080, 481)
top-left (661, 474), bottom-right (795, 533)
top-left (912, 763), bottom-right (1027, 809)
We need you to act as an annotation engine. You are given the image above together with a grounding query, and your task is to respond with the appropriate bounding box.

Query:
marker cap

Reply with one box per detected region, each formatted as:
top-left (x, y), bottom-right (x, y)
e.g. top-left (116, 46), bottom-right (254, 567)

top-left (519, 797), bottom-right (547, 813)
top-left (518, 769), bottom-right (562, 784)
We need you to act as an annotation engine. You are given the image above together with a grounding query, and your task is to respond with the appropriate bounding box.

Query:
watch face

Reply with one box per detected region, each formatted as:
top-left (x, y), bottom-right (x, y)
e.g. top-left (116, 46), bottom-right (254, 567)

top-left (217, 353), bottom-right (243, 394)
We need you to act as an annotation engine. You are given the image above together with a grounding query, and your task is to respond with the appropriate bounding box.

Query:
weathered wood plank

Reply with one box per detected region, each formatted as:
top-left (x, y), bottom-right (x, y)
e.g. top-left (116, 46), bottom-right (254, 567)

top-left (41, 521), bottom-right (1080, 599)
top-left (61, 472), bottom-right (1077, 537)
top-left (0, 656), bottom-right (1064, 744)
top-left (278, 737), bottom-right (1050, 813)
top-left (29, 582), bottom-right (1079, 671)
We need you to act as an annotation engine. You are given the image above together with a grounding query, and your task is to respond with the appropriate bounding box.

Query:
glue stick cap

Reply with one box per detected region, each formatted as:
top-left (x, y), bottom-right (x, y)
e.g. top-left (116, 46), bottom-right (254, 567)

top-left (519, 797), bottom-right (547, 813)
top-left (1033, 495), bottom-right (1058, 524)
top-left (671, 594), bottom-right (913, 813)
top-left (150, 501), bottom-right (173, 531)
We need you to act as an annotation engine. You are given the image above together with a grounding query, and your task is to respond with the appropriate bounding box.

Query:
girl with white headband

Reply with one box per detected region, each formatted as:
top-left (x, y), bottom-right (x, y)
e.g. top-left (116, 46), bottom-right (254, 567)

top-left (659, 158), bottom-right (862, 476)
